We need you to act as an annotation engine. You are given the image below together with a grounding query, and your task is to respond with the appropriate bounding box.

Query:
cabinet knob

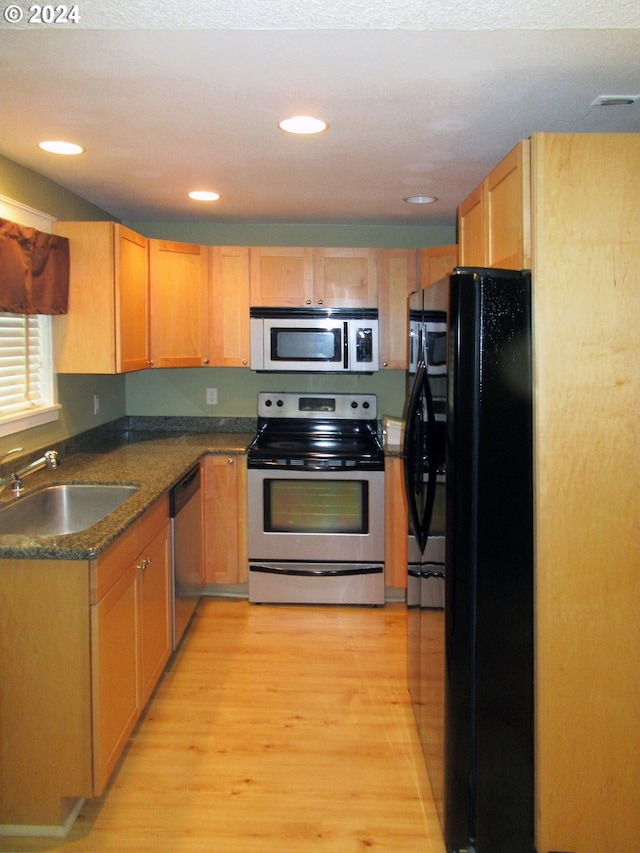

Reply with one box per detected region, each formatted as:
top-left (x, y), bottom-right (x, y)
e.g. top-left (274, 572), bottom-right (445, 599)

top-left (382, 361), bottom-right (388, 367)
top-left (305, 299), bottom-right (312, 305)
top-left (228, 457), bottom-right (235, 465)
top-left (203, 358), bottom-right (209, 364)
top-left (317, 299), bottom-right (323, 305)
top-left (242, 359), bottom-right (248, 365)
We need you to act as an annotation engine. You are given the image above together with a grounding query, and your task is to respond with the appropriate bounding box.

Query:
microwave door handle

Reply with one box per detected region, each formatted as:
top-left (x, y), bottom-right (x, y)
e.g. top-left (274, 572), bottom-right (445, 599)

top-left (343, 321), bottom-right (349, 369)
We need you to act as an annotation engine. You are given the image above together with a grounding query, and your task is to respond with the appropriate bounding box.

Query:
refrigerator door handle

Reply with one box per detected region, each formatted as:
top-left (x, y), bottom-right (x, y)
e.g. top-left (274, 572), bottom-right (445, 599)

top-left (403, 361), bottom-right (437, 553)
top-left (404, 362), bottom-right (425, 550)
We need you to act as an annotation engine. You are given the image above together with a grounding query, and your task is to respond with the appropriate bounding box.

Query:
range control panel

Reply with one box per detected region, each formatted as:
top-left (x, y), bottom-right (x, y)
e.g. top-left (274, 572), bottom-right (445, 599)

top-left (257, 392), bottom-right (377, 420)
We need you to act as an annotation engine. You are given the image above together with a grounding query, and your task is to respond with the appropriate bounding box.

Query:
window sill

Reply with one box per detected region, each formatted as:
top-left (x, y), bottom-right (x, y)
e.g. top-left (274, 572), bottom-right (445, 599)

top-left (0, 404), bottom-right (61, 439)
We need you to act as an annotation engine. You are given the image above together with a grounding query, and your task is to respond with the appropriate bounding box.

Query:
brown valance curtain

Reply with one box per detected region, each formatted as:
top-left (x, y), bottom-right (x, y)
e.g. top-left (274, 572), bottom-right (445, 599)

top-left (0, 218), bottom-right (70, 314)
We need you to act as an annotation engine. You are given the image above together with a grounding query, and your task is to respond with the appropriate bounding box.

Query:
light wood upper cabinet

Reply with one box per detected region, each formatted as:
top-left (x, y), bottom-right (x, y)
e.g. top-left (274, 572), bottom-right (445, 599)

top-left (457, 183), bottom-right (485, 267)
top-left (458, 140), bottom-right (531, 269)
top-left (419, 244), bottom-right (458, 288)
top-left (203, 454), bottom-right (248, 586)
top-left (313, 247), bottom-right (378, 307)
top-left (378, 248), bottom-right (417, 369)
top-left (209, 246), bottom-right (250, 367)
top-left (53, 221), bottom-right (150, 373)
top-left (249, 247), bottom-right (314, 306)
top-left (149, 240), bottom-right (210, 368)
top-left (250, 246), bottom-right (378, 307)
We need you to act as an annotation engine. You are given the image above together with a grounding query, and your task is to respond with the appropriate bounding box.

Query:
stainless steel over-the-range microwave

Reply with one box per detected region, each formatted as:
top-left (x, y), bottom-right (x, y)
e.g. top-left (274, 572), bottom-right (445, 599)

top-left (250, 307), bottom-right (379, 373)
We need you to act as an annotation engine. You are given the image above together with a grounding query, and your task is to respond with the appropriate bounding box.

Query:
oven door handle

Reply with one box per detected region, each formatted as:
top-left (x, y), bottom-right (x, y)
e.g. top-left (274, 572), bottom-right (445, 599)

top-left (250, 564), bottom-right (383, 577)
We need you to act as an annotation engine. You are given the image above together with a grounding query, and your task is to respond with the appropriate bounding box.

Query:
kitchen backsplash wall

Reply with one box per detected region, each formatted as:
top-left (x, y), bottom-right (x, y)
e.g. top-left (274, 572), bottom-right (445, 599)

top-left (126, 367), bottom-right (407, 422)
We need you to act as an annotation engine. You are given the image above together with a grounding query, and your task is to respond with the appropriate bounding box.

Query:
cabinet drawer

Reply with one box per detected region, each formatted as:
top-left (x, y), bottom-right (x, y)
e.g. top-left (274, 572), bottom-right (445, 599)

top-left (91, 522), bottom-right (140, 604)
top-left (139, 494), bottom-right (170, 552)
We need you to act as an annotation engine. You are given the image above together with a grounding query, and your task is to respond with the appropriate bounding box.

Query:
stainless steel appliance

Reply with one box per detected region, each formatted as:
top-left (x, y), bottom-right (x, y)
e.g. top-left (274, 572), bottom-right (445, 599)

top-left (247, 391), bottom-right (385, 605)
top-left (250, 307), bottom-right (379, 373)
top-left (169, 463), bottom-right (204, 648)
top-left (403, 269), bottom-right (534, 853)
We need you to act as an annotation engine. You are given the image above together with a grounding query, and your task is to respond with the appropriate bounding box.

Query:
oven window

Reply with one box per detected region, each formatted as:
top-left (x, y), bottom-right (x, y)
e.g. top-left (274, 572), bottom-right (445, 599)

top-left (264, 479), bottom-right (368, 534)
top-left (271, 327), bottom-right (342, 362)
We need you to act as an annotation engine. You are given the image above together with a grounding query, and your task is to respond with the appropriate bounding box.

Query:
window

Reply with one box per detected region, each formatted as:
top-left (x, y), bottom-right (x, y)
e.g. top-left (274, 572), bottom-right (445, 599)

top-left (0, 195), bottom-right (60, 438)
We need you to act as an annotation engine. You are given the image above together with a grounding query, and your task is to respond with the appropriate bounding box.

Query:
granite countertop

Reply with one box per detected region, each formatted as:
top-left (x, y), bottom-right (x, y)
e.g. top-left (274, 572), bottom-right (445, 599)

top-left (0, 431), bottom-right (254, 562)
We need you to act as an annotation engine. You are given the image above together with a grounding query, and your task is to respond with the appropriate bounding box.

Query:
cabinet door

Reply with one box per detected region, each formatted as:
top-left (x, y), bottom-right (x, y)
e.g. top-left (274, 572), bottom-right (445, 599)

top-left (385, 456), bottom-right (408, 587)
top-left (419, 244), bottom-right (458, 288)
top-left (91, 562), bottom-right (139, 796)
top-left (458, 183), bottom-right (485, 266)
top-left (313, 248), bottom-right (378, 307)
top-left (378, 249), bottom-right (416, 370)
top-left (203, 454), bottom-right (247, 585)
top-left (458, 141), bottom-right (530, 269)
top-left (249, 247), bottom-right (313, 306)
top-left (209, 246), bottom-right (250, 366)
top-left (485, 139), bottom-right (530, 268)
top-left (53, 222), bottom-right (149, 374)
top-left (138, 523), bottom-right (171, 707)
top-left (149, 240), bottom-right (210, 367)
top-left (116, 226), bottom-right (150, 372)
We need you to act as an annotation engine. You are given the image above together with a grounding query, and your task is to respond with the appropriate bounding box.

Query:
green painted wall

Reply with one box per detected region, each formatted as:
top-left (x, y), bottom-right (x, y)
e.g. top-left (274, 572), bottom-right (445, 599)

top-left (2, 154), bottom-right (453, 447)
top-left (0, 154), bottom-right (116, 222)
top-left (125, 220), bottom-right (455, 249)
top-left (126, 366), bottom-right (407, 422)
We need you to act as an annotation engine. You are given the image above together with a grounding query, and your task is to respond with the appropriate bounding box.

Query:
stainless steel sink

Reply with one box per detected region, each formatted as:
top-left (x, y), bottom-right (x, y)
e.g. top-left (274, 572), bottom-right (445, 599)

top-left (0, 483), bottom-right (139, 536)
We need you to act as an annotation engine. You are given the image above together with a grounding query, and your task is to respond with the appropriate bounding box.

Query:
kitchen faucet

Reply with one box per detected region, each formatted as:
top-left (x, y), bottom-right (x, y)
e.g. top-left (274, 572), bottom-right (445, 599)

top-left (0, 448), bottom-right (60, 497)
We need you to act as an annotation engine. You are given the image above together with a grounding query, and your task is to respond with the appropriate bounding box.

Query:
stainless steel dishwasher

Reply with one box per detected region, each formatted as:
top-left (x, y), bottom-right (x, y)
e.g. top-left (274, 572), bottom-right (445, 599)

top-left (170, 463), bottom-right (204, 648)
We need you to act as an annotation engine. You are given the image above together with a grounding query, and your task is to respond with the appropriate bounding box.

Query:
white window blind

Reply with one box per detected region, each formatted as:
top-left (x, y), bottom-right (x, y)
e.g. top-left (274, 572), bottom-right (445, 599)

top-left (0, 312), bottom-right (51, 416)
top-left (0, 195), bottom-right (59, 437)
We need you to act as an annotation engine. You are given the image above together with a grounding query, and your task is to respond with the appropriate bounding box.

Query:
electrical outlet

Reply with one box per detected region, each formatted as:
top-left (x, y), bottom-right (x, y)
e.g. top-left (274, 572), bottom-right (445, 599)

top-left (93, 394), bottom-right (100, 416)
top-left (206, 388), bottom-right (218, 406)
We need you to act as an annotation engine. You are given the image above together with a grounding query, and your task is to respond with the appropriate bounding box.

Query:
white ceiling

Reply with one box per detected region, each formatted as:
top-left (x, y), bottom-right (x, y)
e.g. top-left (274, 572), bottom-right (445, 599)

top-left (1, 0), bottom-right (639, 226)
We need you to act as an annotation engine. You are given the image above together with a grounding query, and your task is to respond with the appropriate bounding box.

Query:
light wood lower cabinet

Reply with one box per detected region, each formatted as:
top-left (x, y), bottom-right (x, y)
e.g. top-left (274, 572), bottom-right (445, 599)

top-left (0, 496), bottom-right (171, 830)
top-left (92, 496), bottom-right (171, 794)
top-left (203, 454), bottom-right (248, 586)
top-left (384, 455), bottom-right (408, 588)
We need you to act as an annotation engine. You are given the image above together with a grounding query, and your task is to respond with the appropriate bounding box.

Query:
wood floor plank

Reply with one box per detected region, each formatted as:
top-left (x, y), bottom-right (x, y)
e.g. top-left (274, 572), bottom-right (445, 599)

top-left (0, 599), bottom-right (445, 853)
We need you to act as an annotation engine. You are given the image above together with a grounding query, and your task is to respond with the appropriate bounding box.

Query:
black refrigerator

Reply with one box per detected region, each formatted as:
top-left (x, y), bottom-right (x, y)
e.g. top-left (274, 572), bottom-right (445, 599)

top-left (403, 268), bottom-right (535, 853)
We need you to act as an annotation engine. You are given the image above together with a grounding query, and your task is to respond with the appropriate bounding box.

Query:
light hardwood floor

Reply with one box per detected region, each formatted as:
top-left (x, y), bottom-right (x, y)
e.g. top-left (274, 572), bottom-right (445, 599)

top-left (2, 598), bottom-right (445, 853)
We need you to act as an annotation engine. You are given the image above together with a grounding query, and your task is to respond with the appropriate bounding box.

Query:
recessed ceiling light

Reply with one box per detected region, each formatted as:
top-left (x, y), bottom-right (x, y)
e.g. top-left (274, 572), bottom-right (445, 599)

top-left (188, 191), bottom-right (221, 201)
top-left (38, 140), bottom-right (84, 155)
top-left (404, 195), bottom-right (438, 205)
top-left (278, 116), bottom-right (328, 135)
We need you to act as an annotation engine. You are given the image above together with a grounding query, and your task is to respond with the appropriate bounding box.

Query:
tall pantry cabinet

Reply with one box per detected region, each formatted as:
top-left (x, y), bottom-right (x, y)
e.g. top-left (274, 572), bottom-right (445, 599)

top-left (531, 133), bottom-right (639, 853)
top-left (459, 133), bottom-right (640, 853)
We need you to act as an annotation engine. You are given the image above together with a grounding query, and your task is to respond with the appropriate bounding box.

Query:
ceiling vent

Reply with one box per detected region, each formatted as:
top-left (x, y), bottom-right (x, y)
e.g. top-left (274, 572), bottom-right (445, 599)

top-left (591, 95), bottom-right (640, 107)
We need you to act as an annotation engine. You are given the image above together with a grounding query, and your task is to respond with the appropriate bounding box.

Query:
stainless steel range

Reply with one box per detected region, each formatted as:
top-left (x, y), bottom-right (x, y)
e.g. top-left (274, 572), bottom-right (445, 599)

top-left (247, 392), bottom-right (385, 605)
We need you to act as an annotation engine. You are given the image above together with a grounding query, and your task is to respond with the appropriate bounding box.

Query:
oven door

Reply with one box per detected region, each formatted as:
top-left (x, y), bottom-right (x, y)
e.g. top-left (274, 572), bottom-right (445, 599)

top-left (248, 468), bottom-right (384, 562)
